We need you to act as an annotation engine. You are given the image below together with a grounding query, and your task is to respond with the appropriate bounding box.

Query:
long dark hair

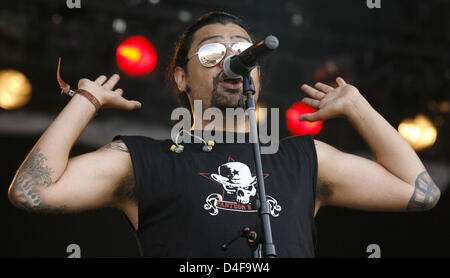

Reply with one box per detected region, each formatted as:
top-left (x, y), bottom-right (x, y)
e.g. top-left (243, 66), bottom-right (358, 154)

top-left (167, 12), bottom-right (253, 113)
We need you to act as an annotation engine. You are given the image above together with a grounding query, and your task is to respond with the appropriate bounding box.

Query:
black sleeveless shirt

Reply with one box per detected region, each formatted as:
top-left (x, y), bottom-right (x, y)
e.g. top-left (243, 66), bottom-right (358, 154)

top-left (115, 132), bottom-right (318, 258)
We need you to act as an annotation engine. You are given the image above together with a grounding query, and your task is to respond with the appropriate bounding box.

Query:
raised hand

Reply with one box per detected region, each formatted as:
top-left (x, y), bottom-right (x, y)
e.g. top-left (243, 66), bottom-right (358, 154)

top-left (299, 77), bottom-right (361, 122)
top-left (77, 74), bottom-right (142, 111)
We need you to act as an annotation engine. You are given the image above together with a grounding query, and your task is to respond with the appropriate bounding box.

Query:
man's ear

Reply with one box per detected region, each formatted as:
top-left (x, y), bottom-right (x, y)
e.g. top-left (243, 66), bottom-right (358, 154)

top-left (174, 66), bottom-right (187, 92)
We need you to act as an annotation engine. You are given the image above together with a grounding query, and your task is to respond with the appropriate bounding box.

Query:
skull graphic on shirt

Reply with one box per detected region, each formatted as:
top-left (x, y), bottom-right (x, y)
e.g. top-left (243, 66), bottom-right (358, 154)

top-left (211, 162), bottom-right (257, 204)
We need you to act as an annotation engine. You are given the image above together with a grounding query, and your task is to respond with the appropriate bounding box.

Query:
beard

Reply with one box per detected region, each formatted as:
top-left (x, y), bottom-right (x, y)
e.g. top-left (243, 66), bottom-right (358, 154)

top-left (210, 71), bottom-right (246, 111)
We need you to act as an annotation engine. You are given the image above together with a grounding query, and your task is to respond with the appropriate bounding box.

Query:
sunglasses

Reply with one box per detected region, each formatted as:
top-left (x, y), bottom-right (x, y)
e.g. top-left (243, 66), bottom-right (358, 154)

top-left (188, 41), bottom-right (253, 67)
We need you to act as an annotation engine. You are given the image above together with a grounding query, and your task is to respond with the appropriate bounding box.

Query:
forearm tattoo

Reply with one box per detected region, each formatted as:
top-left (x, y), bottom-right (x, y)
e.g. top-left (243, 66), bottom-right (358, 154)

top-left (406, 171), bottom-right (440, 211)
top-left (105, 140), bottom-right (129, 153)
top-left (11, 148), bottom-right (66, 213)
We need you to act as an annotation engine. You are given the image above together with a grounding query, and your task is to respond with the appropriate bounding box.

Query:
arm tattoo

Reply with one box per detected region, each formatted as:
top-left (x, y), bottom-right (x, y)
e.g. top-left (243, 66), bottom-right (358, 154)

top-left (11, 148), bottom-right (67, 213)
top-left (105, 140), bottom-right (129, 153)
top-left (406, 171), bottom-right (440, 211)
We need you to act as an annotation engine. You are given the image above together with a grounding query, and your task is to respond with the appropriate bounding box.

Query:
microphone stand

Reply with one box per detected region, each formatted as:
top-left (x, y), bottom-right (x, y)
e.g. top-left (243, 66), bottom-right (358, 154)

top-left (220, 74), bottom-right (276, 258)
top-left (220, 35), bottom-right (279, 258)
top-left (242, 74), bottom-right (277, 258)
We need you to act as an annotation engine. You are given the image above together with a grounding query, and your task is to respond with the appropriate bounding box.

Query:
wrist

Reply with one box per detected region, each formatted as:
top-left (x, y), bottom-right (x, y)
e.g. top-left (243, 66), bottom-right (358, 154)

top-left (75, 89), bottom-right (102, 111)
top-left (345, 91), bottom-right (372, 124)
top-left (72, 92), bottom-right (99, 114)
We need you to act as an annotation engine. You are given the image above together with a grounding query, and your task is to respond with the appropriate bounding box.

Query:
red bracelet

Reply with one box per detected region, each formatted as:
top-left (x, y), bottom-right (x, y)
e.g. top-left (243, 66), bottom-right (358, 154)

top-left (75, 89), bottom-right (102, 111)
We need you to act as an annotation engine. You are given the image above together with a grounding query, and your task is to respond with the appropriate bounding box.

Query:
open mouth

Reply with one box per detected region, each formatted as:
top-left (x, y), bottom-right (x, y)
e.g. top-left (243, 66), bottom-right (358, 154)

top-left (219, 72), bottom-right (243, 90)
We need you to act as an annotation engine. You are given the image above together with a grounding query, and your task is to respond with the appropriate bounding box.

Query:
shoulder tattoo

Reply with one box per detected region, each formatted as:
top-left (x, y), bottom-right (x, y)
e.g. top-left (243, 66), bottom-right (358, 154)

top-left (104, 139), bottom-right (129, 153)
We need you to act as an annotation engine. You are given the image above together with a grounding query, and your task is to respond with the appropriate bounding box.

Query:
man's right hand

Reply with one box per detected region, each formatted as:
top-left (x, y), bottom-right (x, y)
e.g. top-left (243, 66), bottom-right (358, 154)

top-left (8, 73), bottom-right (141, 215)
top-left (78, 74), bottom-right (142, 111)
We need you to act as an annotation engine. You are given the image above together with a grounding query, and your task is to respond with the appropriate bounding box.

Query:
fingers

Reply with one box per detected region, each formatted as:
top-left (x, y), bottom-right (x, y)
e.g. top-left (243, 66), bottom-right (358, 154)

top-left (114, 88), bottom-right (124, 96)
top-left (88, 73), bottom-right (142, 111)
top-left (94, 74), bottom-right (121, 90)
top-left (301, 97), bottom-right (320, 109)
top-left (102, 74), bottom-right (120, 90)
top-left (314, 82), bottom-right (334, 93)
top-left (336, 77), bottom-right (346, 86)
top-left (94, 75), bottom-right (107, 85)
top-left (104, 93), bottom-right (142, 110)
top-left (122, 100), bottom-right (142, 110)
top-left (299, 112), bottom-right (319, 122)
top-left (301, 84), bottom-right (325, 100)
top-left (130, 100), bottom-right (142, 110)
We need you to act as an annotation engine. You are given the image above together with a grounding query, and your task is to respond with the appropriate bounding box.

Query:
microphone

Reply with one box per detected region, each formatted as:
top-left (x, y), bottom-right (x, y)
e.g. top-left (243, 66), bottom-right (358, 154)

top-left (223, 35), bottom-right (279, 79)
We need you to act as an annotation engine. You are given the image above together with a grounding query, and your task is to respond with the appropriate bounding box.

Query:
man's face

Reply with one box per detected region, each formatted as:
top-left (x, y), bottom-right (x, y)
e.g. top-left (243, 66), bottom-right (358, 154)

top-left (175, 23), bottom-right (261, 111)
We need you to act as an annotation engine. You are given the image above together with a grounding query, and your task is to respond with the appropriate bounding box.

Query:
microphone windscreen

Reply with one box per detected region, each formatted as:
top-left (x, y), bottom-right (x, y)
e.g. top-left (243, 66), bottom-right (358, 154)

top-left (264, 35), bottom-right (279, 50)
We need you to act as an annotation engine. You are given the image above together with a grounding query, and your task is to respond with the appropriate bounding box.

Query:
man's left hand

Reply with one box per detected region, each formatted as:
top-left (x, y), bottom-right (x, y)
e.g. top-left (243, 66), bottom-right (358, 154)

top-left (299, 77), bottom-right (362, 122)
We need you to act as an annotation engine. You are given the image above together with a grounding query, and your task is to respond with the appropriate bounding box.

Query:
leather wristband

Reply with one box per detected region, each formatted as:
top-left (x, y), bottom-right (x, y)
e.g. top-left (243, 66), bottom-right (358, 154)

top-left (75, 89), bottom-right (101, 111)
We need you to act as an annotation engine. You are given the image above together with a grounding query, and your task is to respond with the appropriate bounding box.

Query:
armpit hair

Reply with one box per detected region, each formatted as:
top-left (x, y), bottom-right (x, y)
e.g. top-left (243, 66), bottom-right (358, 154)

top-left (114, 170), bottom-right (137, 203)
top-left (105, 139), bottom-right (137, 202)
top-left (316, 182), bottom-right (333, 202)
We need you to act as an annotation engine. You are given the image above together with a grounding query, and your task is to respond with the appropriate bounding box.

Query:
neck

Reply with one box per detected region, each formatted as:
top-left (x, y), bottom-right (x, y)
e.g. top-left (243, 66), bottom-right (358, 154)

top-left (190, 114), bottom-right (250, 133)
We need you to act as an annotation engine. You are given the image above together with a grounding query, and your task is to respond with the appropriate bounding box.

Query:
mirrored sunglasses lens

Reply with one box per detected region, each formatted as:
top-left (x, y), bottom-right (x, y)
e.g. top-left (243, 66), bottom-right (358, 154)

top-left (198, 43), bottom-right (226, 67)
top-left (231, 42), bottom-right (253, 54)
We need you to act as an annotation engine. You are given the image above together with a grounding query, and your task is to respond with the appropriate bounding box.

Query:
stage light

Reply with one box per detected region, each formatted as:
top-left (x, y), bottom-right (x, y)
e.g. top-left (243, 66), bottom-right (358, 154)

top-left (116, 36), bottom-right (157, 76)
top-left (440, 100), bottom-right (449, 113)
top-left (398, 114), bottom-right (437, 151)
top-left (112, 18), bottom-right (127, 34)
top-left (178, 10), bottom-right (192, 23)
top-left (286, 101), bottom-right (323, 136)
top-left (291, 13), bottom-right (303, 26)
top-left (0, 69), bottom-right (32, 110)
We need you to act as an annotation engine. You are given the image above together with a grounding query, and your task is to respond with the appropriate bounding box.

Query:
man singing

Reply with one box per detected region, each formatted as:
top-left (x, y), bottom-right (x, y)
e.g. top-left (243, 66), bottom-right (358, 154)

top-left (8, 12), bottom-right (440, 258)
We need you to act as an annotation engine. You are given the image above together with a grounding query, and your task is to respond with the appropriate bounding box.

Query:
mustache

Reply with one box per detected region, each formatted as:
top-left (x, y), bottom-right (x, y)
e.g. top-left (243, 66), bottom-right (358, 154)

top-left (212, 70), bottom-right (223, 88)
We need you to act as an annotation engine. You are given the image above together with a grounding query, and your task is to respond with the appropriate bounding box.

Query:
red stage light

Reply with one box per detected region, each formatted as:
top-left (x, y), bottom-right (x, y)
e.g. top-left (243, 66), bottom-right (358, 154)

top-left (116, 36), bottom-right (157, 76)
top-left (286, 101), bottom-right (323, 136)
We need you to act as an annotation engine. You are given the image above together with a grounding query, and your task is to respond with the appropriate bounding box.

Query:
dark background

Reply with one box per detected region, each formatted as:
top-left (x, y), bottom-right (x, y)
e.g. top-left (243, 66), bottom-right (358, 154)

top-left (1, 0), bottom-right (449, 258)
